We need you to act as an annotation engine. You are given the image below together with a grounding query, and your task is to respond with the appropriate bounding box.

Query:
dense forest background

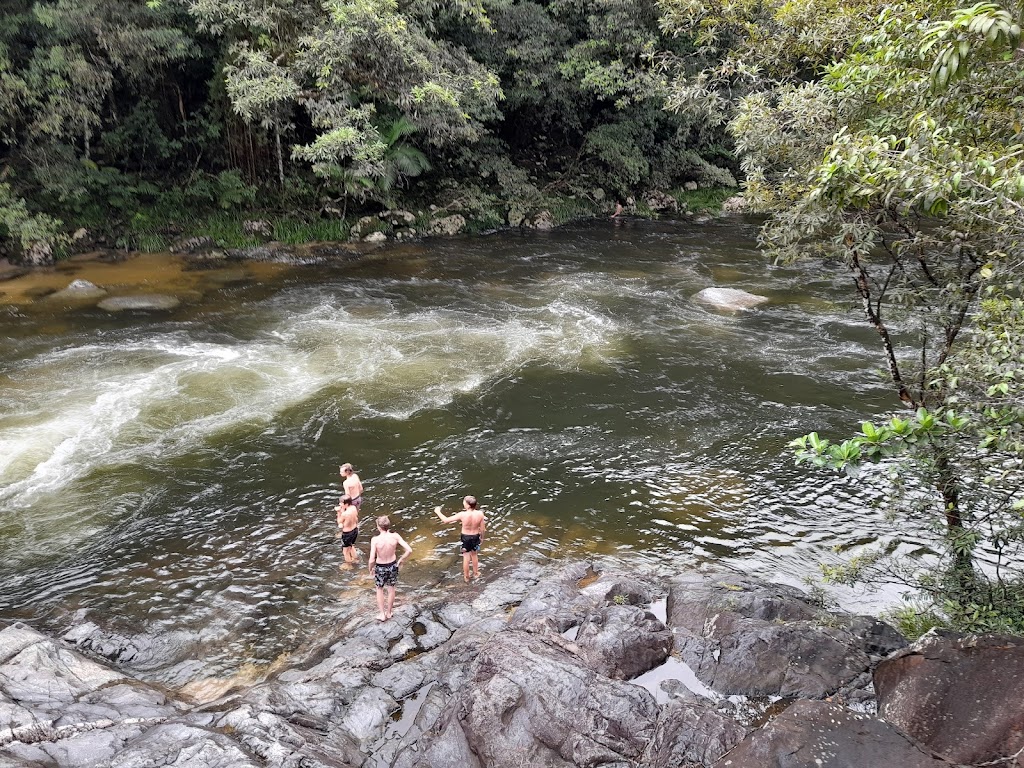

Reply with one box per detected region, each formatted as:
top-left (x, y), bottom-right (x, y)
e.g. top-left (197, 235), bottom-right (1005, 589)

top-left (3, 0), bottom-right (1024, 634)
top-left (0, 0), bottom-right (738, 258)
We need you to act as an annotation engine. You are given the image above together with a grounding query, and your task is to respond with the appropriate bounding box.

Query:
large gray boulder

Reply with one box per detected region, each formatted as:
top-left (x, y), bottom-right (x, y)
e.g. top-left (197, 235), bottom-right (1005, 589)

top-left (713, 700), bottom-right (948, 767)
top-left (105, 723), bottom-right (261, 768)
top-left (666, 571), bottom-right (906, 698)
top-left (644, 695), bottom-right (749, 768)
top-left (394, 629), bottom-right (660, 768)
top-left (0, 623), bottom-right (181, 766)
top-left (48, 279), bottom-right (107, 302)
top-left (874, 630), bottom-right (1024, 765)
top-left (575, 605), bottom-right (673, 680)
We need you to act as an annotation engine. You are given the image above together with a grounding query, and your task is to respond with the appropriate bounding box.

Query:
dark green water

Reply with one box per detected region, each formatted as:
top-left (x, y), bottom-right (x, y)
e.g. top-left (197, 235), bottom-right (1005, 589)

top-left (0, 218), bottom-right (910, 687)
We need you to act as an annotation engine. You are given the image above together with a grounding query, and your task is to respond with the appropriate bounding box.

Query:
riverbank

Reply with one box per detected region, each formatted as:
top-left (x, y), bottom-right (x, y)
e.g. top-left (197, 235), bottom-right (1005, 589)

top-left (3, 560), bottom-right (1021, 767)
top-left (0, 187), bottom-right (741, 307)
top-left (3, 186), bottom-right (738, 267)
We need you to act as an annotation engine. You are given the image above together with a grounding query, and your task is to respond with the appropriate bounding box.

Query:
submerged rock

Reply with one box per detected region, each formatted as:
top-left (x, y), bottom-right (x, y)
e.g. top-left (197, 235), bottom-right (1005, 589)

top-left (97, 295), bottom-right (180, 312)
top-left (693, 286), bottom-right (769, 311)
top-left (47, 279), bottom-right (107, 302)
top-left (0, 263), bottom-right (29, 282)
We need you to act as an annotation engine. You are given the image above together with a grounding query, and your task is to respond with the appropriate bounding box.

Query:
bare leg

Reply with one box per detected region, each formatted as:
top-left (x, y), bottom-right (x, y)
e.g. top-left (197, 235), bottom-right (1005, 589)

top-left (462, 553), bottom-right (471, 583)
top-left (471, 552), bottom-right (480, 579)
top-left (375, 587), bottom-right (386, 621)
top-left (386, 586), bottom-right (396, 619)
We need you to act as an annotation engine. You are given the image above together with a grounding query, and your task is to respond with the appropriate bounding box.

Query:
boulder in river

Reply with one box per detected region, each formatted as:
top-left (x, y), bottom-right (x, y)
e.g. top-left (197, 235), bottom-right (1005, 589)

top-left (426, 214), bottom-right (466, 237)
top-left (169, 235), bottom-right (215, 254)
top-left (694, 286), bottom-right (769, 310)
top-left (47, 279), bottom-right (107, 302)
top-left (97, 295), bottom-right (180, 312)
top-left (0, 262), bottom-right (30, 282)
top-left (874, 629), bottom-right (1024, 765)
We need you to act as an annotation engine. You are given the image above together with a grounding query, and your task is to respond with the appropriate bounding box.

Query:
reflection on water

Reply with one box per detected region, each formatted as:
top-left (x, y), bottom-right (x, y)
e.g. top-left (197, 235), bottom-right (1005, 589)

top-left (0, 218), bottom-right (910, 686)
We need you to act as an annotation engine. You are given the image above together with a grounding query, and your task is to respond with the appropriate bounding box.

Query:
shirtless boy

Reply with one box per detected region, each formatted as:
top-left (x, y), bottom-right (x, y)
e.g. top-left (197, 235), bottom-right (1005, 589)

top-left (367, 516), bottom-right (412, 621)
top-left (340, 463), bottom-right (364, 509)
top-left (336, 496), bottom-right (359, 563)
top-left (435, 496), bottom-right (486, 583)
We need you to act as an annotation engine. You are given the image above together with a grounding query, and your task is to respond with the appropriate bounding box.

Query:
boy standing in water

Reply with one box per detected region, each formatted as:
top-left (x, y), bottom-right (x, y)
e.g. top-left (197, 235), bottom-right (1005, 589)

top-left (336, 496), bottom-right (359, 563)
top-left (340, 463), bottom-right (364, 509)
top-left (435, 496), bottom-right (486, 583)
top-left (367, 516), bottom-right (412, 621)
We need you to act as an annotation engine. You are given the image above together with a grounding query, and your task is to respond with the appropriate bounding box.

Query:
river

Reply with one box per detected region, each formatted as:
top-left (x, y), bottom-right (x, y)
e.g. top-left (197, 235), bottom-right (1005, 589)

top-left (0, 217), bottom-right (914, 691)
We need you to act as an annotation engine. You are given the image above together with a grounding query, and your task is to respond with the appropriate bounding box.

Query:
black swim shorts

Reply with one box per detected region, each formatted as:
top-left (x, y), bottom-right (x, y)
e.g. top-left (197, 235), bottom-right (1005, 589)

top-left (374, 561), bottom-right (399, 588)
top-left (460, 534), bottom-right (481, 553)
top-left (341, 527), bottom-right (358, 547)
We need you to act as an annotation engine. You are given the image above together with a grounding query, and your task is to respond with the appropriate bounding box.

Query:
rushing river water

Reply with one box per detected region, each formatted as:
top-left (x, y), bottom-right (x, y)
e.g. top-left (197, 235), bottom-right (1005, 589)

top-left (0, 217), bottom-right (915, 690)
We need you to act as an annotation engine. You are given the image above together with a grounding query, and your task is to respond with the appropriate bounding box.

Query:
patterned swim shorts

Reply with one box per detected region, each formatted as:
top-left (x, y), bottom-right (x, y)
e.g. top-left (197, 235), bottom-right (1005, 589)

top-left (374, 561), bottom-right (399, 588)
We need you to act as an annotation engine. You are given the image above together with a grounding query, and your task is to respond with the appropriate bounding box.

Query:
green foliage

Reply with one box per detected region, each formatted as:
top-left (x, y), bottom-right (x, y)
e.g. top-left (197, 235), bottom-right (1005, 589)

top-left (670, 185), bottom-right (733, 211)
top-left (884, 603), bottom-right (947, 640)
top-left (0, 182), bottom-right (68, 262)
top-left (585, 121), bottom-right (651, 193)
top-left (662, 0), bottom-right (1024, 630)
top-left (272, 217), bottom-right (351, 244)
top-left (1, 0), bottom-right (738, 257)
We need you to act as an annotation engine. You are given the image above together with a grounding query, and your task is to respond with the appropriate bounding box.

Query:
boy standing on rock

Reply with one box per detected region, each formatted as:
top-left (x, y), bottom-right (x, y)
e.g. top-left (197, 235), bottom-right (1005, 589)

top-left (435, 496), bottom-right (486, 583)
top-left (368, 516), bottom-right (412, 621)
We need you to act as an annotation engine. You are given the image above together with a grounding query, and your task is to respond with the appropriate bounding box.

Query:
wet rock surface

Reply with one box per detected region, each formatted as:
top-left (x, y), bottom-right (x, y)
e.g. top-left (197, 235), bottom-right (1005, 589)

top-left (714, 699), bottom-right (949, 768)
top-left (47, 279), bottom-right (108, 302)
top-left (874, 630), bottom-right (1024, 765)
top-left (667, 570), bottom-right (907, 699)
top-left (2, 564), bottom-right (1020, 768)
top-left (97, 294), bottom-right (181, 312)
top-left (693, 286), bottom-right (769, 311)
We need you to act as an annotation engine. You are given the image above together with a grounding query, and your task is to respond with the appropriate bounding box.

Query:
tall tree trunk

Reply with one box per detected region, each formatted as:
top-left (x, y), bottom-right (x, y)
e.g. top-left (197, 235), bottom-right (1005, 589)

top-left (275, 120), bottom-right (285, 188)
top-left (935, 452), bottom-right (975, 598)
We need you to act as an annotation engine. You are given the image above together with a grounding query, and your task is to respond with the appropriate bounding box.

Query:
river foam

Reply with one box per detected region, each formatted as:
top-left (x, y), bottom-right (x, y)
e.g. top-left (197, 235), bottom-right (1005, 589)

top-left (0, 279), bottom-right (625, 526)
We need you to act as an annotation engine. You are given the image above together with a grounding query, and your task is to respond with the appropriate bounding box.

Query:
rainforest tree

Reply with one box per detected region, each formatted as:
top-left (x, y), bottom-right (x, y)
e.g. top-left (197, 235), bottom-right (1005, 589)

top-left (662, 0), bottom-right (1024, 629)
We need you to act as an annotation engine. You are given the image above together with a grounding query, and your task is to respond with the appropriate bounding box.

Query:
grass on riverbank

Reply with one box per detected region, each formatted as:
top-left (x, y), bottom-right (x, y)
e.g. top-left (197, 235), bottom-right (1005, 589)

top-left (79, 185), bottom-right (739, 254)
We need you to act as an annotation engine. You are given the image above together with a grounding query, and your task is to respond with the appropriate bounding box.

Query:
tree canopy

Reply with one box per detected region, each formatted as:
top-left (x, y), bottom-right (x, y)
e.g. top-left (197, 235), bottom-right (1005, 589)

top-left (0, 0), bottom-right (737, 259)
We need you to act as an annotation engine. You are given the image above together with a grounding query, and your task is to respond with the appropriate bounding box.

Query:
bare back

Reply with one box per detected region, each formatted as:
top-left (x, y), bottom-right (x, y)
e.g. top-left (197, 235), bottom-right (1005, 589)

top-left (459, 509), bottom-right (485, 536)
top-left (372, 531), bottom-right (400, 564)
top-left (344, 473), bottom-right (364, 498)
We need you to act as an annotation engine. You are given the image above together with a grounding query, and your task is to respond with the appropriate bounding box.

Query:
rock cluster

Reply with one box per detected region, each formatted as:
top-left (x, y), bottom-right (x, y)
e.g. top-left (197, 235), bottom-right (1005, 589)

top-left (2, 562), bottom-right (1021, 768)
